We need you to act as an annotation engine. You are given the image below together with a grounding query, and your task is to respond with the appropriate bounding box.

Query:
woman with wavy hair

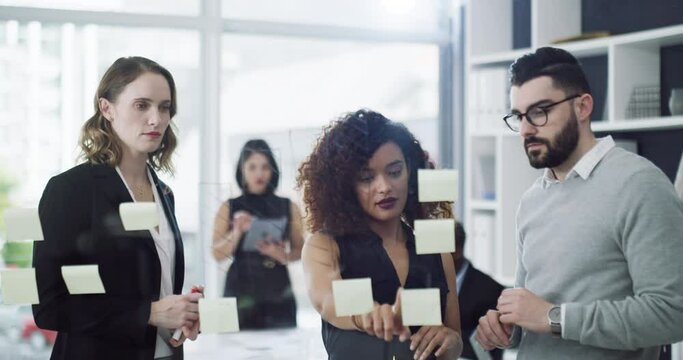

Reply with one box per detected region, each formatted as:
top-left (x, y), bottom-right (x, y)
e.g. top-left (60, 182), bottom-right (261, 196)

top-left (298, 109), bottom-right (463, 360)
top-left (33, 56), bottom-right (201, 360)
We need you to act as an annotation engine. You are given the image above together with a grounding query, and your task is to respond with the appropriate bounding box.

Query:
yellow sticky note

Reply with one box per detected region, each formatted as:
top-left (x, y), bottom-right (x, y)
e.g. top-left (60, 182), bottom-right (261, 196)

top-left (199, 298), bottom-right (240, 333)
top-left (401, 288), bottom-right (441, 326)
top-left (4, 208), bottom-right (44, 242)
top-left (414, 219), bottom-right (456, 255)
top-left (119, 202), bottom-right (158, 231)
top-left (332, 278), bottom-right (374, 317)
top-left (418, 169), bottom-right (458, 202)
top-left (61, 265), bottom-right (106, 295)
top-left (0, 268), bottom-right (39, 305)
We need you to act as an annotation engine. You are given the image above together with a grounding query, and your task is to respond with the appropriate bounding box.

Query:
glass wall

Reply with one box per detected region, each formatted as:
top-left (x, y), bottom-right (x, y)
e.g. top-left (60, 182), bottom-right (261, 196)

top-left (216, 34), bottom-right (440, 338)
top-left (0, 1), bottom-right (451, 358)
top-left (0, 20), bottom-right (201, 357)
top-left (222, 0), bottom-right (446, 33)
top-left (0, 0), bottom-right (200, 15)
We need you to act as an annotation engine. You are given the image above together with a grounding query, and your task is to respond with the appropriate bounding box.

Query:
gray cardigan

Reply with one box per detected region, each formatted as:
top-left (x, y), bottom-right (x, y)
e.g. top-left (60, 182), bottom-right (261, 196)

top-left (513, 144), bottom-right (683, 359)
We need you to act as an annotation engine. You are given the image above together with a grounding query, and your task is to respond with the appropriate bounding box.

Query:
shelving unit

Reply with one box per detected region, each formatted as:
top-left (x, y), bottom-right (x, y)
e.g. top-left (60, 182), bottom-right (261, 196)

top-left (464, 0), bottom-right (683, 288)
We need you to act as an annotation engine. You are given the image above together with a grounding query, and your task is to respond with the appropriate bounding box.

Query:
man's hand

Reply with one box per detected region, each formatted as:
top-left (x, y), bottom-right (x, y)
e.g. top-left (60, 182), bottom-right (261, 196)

top-left (497, 288), bottom-right (553, 334)
top-left (409, 325), bottom-right (460, 360)
top-left (475, 310), bottom-right (512, 350)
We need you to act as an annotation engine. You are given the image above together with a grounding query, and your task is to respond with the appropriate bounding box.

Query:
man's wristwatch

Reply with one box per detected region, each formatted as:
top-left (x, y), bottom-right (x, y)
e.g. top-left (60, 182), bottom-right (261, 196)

top-left (548, 305), bottom-right (562, 336)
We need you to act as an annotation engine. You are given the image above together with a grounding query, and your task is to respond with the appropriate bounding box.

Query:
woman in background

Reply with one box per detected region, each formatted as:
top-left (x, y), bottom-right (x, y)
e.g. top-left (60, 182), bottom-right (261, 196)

top-left (34, 56), bottom-right (200, 360)
top-left (212, 139), bottom-right (304, 329)
top-left (297, 109), bottom-right (463, 360)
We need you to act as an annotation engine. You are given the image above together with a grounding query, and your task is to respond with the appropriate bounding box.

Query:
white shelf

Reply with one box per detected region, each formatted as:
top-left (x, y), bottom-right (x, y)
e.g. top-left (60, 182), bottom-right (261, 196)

top-left (472, 24), bottom-right (683, 67)
top-left (592, 116), bottom-right (683, 132)
top-left (613, 23), bottom-right (683, 47)
top-left (469, 200), bottom-right (499, 211)
top-left (470, 48), bottom-right (531, 66)
top-left (473, 117), bottom-right (683, 136)
top-left (465, 0), bottom-right (683, 295)
top-left (555, 37), bottom-right (610, 58)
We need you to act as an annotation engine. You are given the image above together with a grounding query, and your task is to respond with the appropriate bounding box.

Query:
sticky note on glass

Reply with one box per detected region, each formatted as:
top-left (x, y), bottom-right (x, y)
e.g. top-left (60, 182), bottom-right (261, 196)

top-left (418, 169), bottom-right (458, 202)
top-left (4, 208), bottom-right (44, 242)
top-left (199, 298), bottom-right (240, 333)
top-left (119, 202), bottom-right (158, 231)
top-left (401, 288), bottom-right (441, 326)
top-left (0, 268), bottom-right (39, 305)
top-left (414, 219), bottom-right (456, 255)
top-left (332, 278), bottom-right (374, 317)
top-left (61, 265), bottom-right (105, 295)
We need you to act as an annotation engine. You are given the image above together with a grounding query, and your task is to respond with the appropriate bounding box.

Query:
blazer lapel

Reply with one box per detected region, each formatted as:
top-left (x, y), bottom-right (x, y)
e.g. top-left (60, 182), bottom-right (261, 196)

top-left (89, 163), bottom-right (157, 252)
top-left (148, 165), bottom-right (185, 294)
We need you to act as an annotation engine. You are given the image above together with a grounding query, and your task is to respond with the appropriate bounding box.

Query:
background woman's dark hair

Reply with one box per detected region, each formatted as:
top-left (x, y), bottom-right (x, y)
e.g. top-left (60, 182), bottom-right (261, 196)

top-left (509, 47), bottom-right (592, 96)
top-left (297, 109), bottom-right (452, 236)
top-left (235, 139), bottom-right (280, 194)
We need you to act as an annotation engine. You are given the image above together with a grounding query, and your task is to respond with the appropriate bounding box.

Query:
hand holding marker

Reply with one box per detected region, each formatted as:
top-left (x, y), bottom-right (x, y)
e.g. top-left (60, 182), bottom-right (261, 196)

top-left (172, 285), bottom-right (205, 341)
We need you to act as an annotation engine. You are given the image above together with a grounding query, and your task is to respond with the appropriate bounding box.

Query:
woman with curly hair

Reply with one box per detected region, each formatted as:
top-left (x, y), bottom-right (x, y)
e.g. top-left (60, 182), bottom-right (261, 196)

top-left (33, 57), bottom-right (201, 360)
top-left (298, 109), bottom-right (463, 360)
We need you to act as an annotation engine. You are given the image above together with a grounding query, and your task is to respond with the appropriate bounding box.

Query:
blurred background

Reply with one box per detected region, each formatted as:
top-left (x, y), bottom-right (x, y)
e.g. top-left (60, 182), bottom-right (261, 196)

top-left (2, 1), bottom-right (683, 359)
top-left (0, 0), bottom-right (457, 358)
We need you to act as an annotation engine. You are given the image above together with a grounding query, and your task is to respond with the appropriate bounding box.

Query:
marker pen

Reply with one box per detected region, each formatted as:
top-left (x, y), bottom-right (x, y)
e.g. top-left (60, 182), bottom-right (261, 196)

top-left (172, 286), bottom-right (204, 341)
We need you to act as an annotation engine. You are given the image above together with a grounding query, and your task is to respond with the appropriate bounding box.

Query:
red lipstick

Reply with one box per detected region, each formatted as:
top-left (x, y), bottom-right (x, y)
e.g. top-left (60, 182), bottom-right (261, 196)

top-left (377, 197), bottom-right (398, 210)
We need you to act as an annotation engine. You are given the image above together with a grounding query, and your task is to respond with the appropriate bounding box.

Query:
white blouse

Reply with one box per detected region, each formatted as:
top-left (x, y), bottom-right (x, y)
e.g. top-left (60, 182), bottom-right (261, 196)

top-left (116, 166), bottom-right (176, 359)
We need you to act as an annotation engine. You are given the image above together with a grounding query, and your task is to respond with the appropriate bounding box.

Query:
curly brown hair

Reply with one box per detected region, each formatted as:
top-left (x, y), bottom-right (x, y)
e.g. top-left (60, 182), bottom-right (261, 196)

top-left (297, 109), bottom-right (453, 237)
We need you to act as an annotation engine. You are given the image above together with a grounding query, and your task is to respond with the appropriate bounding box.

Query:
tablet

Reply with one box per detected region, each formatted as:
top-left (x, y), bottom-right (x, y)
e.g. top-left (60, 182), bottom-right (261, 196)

top-left (241, 216), bottom-right (288, 252)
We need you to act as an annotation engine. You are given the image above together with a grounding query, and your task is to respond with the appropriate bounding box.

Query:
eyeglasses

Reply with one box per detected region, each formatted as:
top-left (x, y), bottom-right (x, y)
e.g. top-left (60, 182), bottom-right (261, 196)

top-left (503, 94), bottom-right (581, 132)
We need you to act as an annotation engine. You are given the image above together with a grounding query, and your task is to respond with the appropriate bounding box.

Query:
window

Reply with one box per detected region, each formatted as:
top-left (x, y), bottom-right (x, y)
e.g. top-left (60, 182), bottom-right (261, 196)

top-left (0, 2), bottom-right (452, 358)
top-left (222, 0), bottom-right (447, 33)
top-left (220, 34), bottom-right (440, 200)
top-left (217, 34), bottom-right (439, 332)
top-left (0, 0), bottom-right (199, 15)
top-left (0, 23), bottom-right (201, 354)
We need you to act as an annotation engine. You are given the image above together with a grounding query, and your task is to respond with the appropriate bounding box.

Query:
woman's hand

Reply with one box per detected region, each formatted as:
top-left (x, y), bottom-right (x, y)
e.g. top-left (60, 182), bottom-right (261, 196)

top-left (169, 320), bottom-right (200, 347)
top-left (410, 325), bottom-right (461, 360)
top-left (354, 289), bottom-right (411, 342)
top-left (168, 285), bottom-right (205, 347)
top-left (148, 293), bottom-right (202, 330)
top-left (232, 211), bottom-right (253, 235)
top-left (256, 239), bottom-right (288, 264)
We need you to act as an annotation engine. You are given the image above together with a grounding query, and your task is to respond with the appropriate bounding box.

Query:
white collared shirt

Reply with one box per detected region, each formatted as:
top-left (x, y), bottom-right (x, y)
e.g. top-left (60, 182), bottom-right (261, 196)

top-left (116, 166), bottom-right (175, 358)
top-left (541, 136), bottom-right (616, 189)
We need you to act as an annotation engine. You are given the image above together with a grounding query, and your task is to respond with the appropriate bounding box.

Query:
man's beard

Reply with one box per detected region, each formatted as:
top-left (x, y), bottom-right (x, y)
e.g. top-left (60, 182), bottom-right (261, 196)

top-left (524, 112), bottom-right (579, 169)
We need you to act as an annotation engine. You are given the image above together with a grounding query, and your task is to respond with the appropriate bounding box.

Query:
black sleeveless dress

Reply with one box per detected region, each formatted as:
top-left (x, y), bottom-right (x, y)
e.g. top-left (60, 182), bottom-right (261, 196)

top-left (223, 193), bottom-right (297, 329)
top-left (322, 223), bottom-right (449, 360)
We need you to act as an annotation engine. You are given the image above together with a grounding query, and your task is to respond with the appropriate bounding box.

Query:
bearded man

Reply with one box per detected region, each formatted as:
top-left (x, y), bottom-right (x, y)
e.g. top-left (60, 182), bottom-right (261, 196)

top-left (474, 47), bottom-right (683, 360)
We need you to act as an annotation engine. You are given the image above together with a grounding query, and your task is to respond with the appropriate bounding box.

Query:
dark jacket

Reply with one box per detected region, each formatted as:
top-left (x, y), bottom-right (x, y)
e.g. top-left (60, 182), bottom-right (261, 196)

top-left (458, 262), bottom-right (505, 360)
top-left (32, 163), bottom-right (185, 360)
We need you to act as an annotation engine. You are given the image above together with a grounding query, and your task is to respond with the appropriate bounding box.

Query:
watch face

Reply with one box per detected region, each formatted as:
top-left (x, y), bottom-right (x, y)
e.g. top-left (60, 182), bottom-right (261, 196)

top-left (549, 306), bottom-right (561, 322)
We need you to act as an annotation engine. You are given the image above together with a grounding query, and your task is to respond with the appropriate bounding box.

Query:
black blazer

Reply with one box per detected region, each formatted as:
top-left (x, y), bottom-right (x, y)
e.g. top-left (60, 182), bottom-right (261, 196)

top-left (32, 163), bottom-right (185, 360)
top-left (458, 262), bottom-right (505, 360)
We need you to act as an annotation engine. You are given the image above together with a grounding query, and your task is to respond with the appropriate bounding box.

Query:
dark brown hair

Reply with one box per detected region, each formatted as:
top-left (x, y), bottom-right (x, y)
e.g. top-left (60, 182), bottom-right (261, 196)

top-left (509, 47), bottom-right (591, 96)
